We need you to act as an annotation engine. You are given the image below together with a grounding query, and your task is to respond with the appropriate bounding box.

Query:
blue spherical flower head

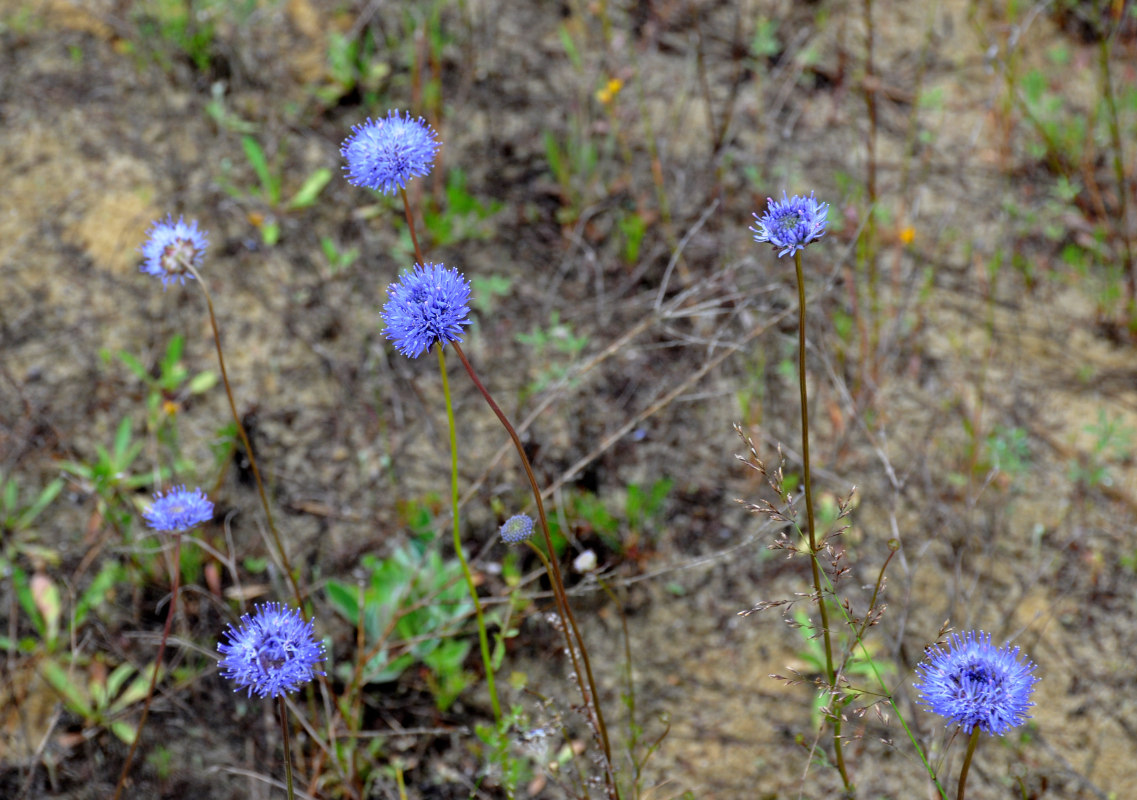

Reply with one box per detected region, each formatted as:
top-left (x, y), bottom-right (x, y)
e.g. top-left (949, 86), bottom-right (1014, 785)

top-left (140, 215), bottom-right (209, 288)
top-left (341, 110), bottom-right (441, 194)
top-left (381, 263), bottom-right (472, 358)
top-left (500, 514), bottom-right (535, 545)
top-left (914, 630), bottom-right (1038, 737)
top-left (217, 603), bottom-right (326, 699)
top-left (144, 485), bottom-right (214, 532)
top-left (751, 191), bottom-right (829, 258)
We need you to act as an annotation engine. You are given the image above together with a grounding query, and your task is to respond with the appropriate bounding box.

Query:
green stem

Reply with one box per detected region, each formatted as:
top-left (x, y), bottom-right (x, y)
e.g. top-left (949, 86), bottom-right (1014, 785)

top-left (957, 727), bottom-right (980, 800)
top-left (452, 342), bottom-right (616, 798)
top-left (280, 695), bottom-right (295, 800)
top-left (438, 345), bottom-right (501, 722)
top-left (112, 532), bottom-right (182, 800)
top-left (793, 251), bottom-right (848, 792)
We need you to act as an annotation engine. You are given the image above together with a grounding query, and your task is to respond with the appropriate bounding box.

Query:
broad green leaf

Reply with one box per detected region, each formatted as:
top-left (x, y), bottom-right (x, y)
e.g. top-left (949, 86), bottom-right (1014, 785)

top-left (326, 580), bottom-right (360, 623)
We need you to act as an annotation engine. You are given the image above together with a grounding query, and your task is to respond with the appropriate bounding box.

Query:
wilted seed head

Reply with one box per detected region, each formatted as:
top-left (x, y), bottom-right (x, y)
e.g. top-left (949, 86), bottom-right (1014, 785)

top-left (500, 514), bottom-right (535, 545)
top-left (144, 485), bottom-right (214, 532)
top-left (750, 191), bottom-right (829, 258)
top-left (381, 263), bottom-right (472, 358)
top-left (217, 603), bottom-right (326, 699)
top-left (914, 630), bottom-right (1038, 737)
top-left (341, 110), bottom-right (441, 194)
top-left (140, 215), bottom-right (209, 288)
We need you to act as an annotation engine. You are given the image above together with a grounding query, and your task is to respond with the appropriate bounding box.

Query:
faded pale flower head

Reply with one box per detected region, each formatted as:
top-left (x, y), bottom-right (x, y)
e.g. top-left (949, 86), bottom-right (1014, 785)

top-left (144, 485), bottom-right (214, 532)
top-left (217, 603), bottom-right (326, 699)
top-left (914, 630), bottom-right (1038, 737)
top-left (500, 514), bottom-right (535, 545)
top-left (341, 110), bottom-right (441, 194)
top-left (381, 263), bottom-right (472, 358)
top-left (140, 215), bottom-right (209, 288)
top-left (750, 191), bottom-right (829, 258)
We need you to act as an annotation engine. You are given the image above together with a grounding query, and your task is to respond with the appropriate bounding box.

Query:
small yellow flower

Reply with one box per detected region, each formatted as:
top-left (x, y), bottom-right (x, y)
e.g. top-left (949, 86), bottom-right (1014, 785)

top-left (899, 226), bottom-right (915, 245)
top-left (596, 77), bottom-right (623, 105)
top-left (162, 400), bottom-right (179, 417)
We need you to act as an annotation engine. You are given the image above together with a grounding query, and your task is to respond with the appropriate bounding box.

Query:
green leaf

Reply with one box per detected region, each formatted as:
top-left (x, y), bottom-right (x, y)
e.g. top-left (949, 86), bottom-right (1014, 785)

top-left (261, 220), bottom-right (281, 246)
top-left (31, 572), bottom-right (61, 648)
top-left (543, 130), bottom-right (566, 186)
top-left (74, 561), bottom-right (123, 629)
top-left (112, 417), bottom-right (134, 462)
top-left (110, 720), bottom-right (138, 744)
top-left (2, 477), bottom-right (16, 513)
top-left (12, 566), bottom-right (45, 640)
top-left (242, 136), bottom-right (271, 195)
top-left (286, 168), bottom-right (333, 210)
top-left (557, 23), bottom-right (581, 70)
top-left (367, 651), bottom-right (413, 683)
top-left (188, 370), bottom-right (218, 394)
top-left (117, 351), bottom-right (149, 382)
top-left (40, 659), bottom-right (92, 716)
top-left (326, 580), bottom-right (360, 624)
top-left (163, 334), bottom-right (185, 368)
top-left (112, 664), bottom-right (161, 711)
top-left (16, 478), bottom-right (64, 530)
top-left (105, 661), bottom-right (139, 703)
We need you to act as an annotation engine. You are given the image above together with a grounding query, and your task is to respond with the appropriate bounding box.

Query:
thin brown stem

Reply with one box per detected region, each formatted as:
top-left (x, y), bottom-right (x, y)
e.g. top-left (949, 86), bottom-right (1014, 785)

top-left (1098, 30), bottom-right (1135, 323)
top-left (794, 252), bottom-right (849, 792)
top-left (187, 265), bottom-right (306, 610)
top-left (112, 533), bottom-right (182, 800)
top-left (524, 541), bottom-right (589, 725)
top-left (451, 342), bottom-right (616, 797)
top-left (862, 0), bottom-right (880, 390)
top-left (400, 187), bottom-right (426, 265)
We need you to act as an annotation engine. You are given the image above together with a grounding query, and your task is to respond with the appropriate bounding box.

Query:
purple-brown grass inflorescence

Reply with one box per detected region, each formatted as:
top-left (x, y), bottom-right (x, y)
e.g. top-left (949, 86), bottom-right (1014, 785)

top-left (914, 630), bottom-right (1038, 736)
top-left (140, 215), bottom-right (209, 288)
top-left (143, 485), bottom-right (214, 532)
top-left (381, 262), bottom-right (472, 358)
top-left (217, 603), bottom-right (326, 699)
top-left (341, 110), bottom-right (441, 194)
top-left (751, 191), bottom-right (829, 258)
